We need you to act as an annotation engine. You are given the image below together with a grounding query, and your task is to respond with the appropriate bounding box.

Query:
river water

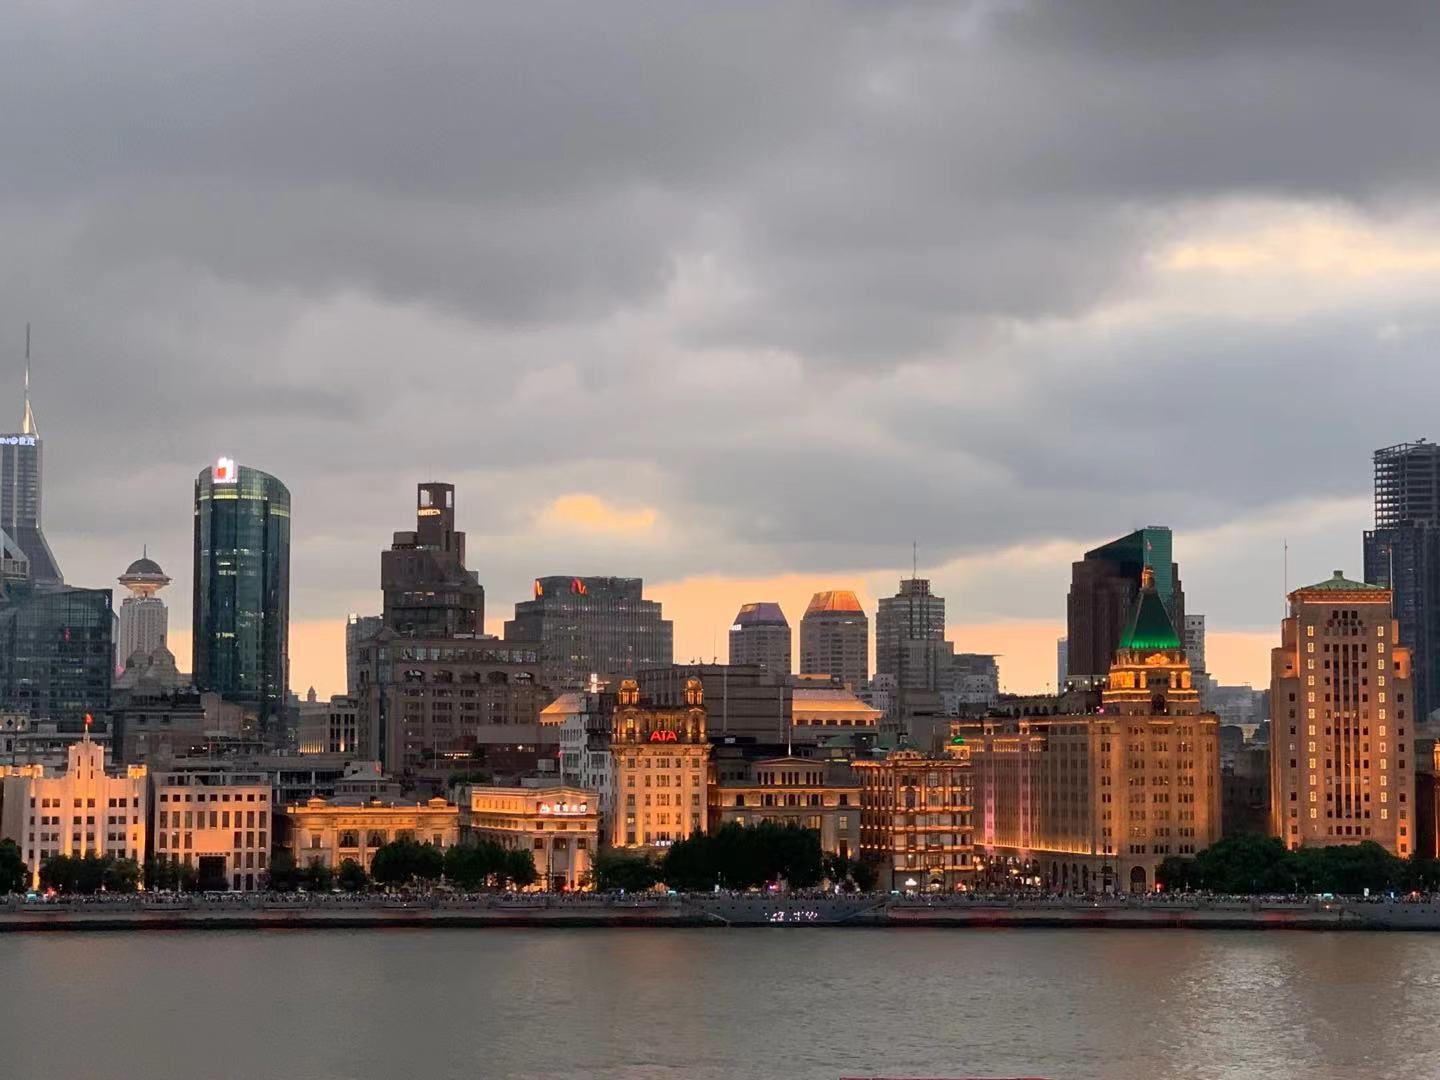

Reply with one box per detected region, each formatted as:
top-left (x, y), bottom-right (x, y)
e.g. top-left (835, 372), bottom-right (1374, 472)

top-left (1, 928), bottom-right (1435, 1079)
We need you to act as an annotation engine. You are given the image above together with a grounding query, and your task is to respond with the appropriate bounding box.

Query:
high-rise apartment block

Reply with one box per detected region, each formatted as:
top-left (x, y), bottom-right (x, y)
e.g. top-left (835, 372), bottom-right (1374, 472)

top-left (799, 590), bottom-right (868, 692)
top-left (116, 553), bottom-right (170, 671)
top-left (381, 483), bottom-right (484, 638)
top-left (728, 602), bottom-right (791, 675)
top-left (1363, 440), bottom-right (1440, 725)
top-left (1269, 571), bottom-right (1414, 857)
top-left (1066, 526), bottom-right (1184, 682)
top-left (192, 458), bottom-right (290, 739)
top-left (875, 578), bottom-right (947, 692)
top-left (505, 576), bottom-right (672, 691)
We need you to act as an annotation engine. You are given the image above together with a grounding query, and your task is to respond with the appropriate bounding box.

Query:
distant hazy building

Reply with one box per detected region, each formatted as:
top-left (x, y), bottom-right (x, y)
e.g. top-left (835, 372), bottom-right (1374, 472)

top-left (1056, 637), bottom-right (1068, 690)
top-left (116, 553), bottom-right (170, 673)
top-left (1183, 614), bottom-right (1207, 682)
top-left (875, 579), bottom-right (947, 692)
top-left (1066, 526), bottom-right (1185, 682)
top-left (297, 694), bottom-right (360, 755)
top-left (1364, 440), bottom-right (1440, 725)
top-left (192, 458), bottom-right (290, 739)
top-left (381, 483), bottom-right (484, 638)
top-left (637, 663), bottom-right (789, 742)
top-left (1270, 571), bottom-right (1415, 858)
top-left (505, 576), bottom-right (672, 691)
top-left (728, 602), bottom-right (791, 675)
top-left (0, 583), bottom-right (113, 728)
top-left (345, 614), bottom-right (383, 697)
top-left (0, 358), bottom-right (62, 586)
top-left (799, 590), bottom-right (869, 692)
top-left (945, 654), bottom-right (1000, 712)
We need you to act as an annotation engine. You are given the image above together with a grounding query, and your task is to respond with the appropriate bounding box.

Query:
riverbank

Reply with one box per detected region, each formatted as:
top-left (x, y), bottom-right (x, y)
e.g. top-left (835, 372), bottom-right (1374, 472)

top-left (6, 895), bottom-right (1440, 931)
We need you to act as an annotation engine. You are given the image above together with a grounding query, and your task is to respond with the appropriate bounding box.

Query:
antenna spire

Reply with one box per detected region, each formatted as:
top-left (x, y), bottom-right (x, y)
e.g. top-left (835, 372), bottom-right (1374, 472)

top-left (20, 323), bottom-right (37, 437)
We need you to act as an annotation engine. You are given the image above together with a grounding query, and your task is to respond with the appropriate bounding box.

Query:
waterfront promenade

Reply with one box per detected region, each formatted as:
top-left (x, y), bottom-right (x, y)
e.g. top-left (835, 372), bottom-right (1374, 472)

top-left (7, 892), bottom-right (1440, 931)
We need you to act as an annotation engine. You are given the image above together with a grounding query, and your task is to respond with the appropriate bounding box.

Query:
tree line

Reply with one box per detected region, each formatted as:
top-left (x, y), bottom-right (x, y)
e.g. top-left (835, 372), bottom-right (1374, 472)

top-left (1157, 835), bottom-right (1440, 895)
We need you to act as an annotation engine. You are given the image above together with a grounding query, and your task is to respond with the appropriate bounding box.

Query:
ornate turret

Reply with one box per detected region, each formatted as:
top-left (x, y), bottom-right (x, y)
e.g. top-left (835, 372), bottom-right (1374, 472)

top-left (1103, 565), bottom-right (1198, 716)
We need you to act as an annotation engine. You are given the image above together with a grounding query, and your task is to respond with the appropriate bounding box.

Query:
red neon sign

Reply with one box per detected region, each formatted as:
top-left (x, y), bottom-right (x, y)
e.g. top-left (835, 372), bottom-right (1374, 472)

top-left (648, 729), bottom-right (678, 743)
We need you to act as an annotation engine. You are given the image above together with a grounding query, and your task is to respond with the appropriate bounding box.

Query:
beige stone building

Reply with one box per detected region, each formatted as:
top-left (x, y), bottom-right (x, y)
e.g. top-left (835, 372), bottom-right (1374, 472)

top-left (0, 737), bottom-right (147, 889)
top-left (789, 688), bottom-right (881, 744)
top-left (852, 745), bottom-right (975, 891)
top-left (1270, 571), bottom-right (1415, 857)
top-left (150, 767), bottom-right (272, 891)
top-left (963, 568), bottom-right (1222, 893)
top-left (462, 782), bottom-right (600, 890)
top-left (710, 756), bottom-right (861, 860)
top-left (281, 797), bottom-right (459, 873)
top-left (610, 678), bottom-right (709, 848)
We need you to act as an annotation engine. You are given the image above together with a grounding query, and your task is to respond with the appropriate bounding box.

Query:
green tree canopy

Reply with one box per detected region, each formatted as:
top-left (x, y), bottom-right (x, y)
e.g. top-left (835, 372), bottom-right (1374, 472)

top-left (660, 822), bottom-right (824, 891)
top-left (0, 838), bottom-right (28, 893)
top-left (337, 859), bottom-right (369, 892)
top-left (591, 849), bottom-right (661, 892)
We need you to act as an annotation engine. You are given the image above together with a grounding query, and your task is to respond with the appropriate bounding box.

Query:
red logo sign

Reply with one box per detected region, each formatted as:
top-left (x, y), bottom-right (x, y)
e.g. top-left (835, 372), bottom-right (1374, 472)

top-left (649, 729), bottom-right (678, 743)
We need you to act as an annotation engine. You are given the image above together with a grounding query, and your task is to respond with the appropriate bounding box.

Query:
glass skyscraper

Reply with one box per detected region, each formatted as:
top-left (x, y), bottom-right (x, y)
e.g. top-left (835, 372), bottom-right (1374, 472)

top-left (0, 583), bottom-right (113, 728)
top-left (192, 459), bottom-right (291, 738)
top-left (1066, 526), bottom-right (1186, 683)
top-left (1, 364), bottom-right (62, 586)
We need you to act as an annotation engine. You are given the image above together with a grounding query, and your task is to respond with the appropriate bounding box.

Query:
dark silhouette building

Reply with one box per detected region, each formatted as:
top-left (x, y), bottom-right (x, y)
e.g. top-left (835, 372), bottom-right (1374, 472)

top-left (381, 483), bottom-right (484, 638)
top-left (0, 582), bottom-right (112, 729)
top-left (1364, 440), bottom-right (1440, 725)
top-left (1066, 526), bottom-right (1184, 683)
top-left (192, 458), bottom-right (290, 740)
top-left (505, 576), bottom-right (672, 692)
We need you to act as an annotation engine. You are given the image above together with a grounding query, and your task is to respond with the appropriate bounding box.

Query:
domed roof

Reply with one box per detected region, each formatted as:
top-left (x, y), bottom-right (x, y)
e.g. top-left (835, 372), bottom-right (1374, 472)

top-left (124, 556), bottom-right (165, 577)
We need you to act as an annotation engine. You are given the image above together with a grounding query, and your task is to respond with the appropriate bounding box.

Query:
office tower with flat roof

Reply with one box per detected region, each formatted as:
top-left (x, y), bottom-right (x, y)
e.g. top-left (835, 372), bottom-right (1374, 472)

top-left (1183, 614), bottom-right (1206, 680)
top-left (1364, 440), bottom-right (1440, 725)
top-left (0, 583), bottom-right (113, 728)
top-left (799, 590), bottom-right (869, 692)
top-left (504, 576), bottom-right (672, 691)
top-left (1270, 571), bottom-right (1414, 857)
top-left (1066, 526), bottom-right (1185, 682)
top-left (728, 602), bottom-right (791, 675)
top-left (1056, 636), bottom-right (1068, 690)
top-left (116, 553), bottom-right (171, 672)
top-left (192, 458), bottom-right (290, 740)
top-left (382, 483), bottom-right (484, 638)
top-left (345, 613), bottom-right (383, 697)
top-left (1, 339), bottom-right (61, 586)
top-left (875, 578), bottom-right (947, 692)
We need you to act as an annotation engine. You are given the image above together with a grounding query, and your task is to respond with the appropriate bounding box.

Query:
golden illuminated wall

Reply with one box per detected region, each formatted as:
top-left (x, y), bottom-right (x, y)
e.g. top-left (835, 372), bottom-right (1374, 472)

top-left (283, 798), bottom-right (460, 872)
top-left (464, 784), bottom-right (600, 890)
top-left (852, 748), bottom-right (975, 890)
top-left (609, 679), bottom-right (710, 847)
top-left (1270, 581), bottom-right (1414, 857)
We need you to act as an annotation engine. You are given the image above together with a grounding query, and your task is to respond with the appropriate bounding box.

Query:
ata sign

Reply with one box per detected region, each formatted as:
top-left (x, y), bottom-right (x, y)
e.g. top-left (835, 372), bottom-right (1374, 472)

top-left (649, 729), bottom-right (678, 743)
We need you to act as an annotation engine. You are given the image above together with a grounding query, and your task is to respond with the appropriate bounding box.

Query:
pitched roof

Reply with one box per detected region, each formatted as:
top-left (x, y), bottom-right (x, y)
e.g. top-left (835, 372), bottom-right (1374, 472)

top-left (805, 590), bottom-right (864, 616)
top-left (1297, 570), bottom-right (1388, 594)
top-left (732, 601), bottom-right (789, 627)
top-left (1117, 571), bottom-right (1182, 651)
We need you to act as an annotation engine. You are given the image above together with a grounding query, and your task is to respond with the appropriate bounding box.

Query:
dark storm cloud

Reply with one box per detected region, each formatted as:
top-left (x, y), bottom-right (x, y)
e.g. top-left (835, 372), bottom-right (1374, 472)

top-left (2, 1), bottom-right (1439, 635)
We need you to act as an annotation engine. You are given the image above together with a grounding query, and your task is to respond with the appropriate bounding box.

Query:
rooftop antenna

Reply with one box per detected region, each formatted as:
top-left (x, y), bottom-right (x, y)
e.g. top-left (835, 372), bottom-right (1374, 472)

top-left (1283, 538), bottom-right (1289, 618)
top-left (21, 323), bottom-right (37, 436)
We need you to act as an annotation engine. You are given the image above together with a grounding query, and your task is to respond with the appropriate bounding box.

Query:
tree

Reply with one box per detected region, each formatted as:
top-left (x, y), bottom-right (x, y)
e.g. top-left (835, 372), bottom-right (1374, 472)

top-left (0, 838), bottom-right (28, 893)
top-left (370, 839), bottom-right (446, 889)
top-left (304, 858), bottom-right (334, 892)
top-left (337, 859), bottom-right (368, 893)
top-left (266, 849), bottom-right (301, 892)
top-left (103, 858), bottom-right (140, 894)
top-left (850, 859), bottom-right (879, 893)
top-left (592, 849), bottom-right (661, 892)
top-left (1156, 855), bottom-right (1196, 892)
top-left (443, 842), bottom-right (507, 890)
top-left (659, 822), bottom-right (825, 891)
top-left (505, 848), bottom-right (538, 890)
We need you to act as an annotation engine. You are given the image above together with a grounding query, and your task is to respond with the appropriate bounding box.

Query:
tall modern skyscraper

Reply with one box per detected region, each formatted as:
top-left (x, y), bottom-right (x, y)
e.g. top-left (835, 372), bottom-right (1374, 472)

top-left (1056, 636), bottom-right (1068, 690)
top-left (1, 335), bottom-right (61, 586)
top-left (382, 482), bottom-right (484, 637)
top-left (1364, 440), bottom-right (1440, 725)
top-left (1066, 526), bottom-right (1184, 683)
top-left (728, 602), bottom-right (791, 674)
top-left (1269, 571), bottom-right (1414, 858)
top-left (0, 583), bottom-right (113, 728)
top-left (799, 590), bottom-right (868, 691)
top-left (192, 458), bottom-right (291, 738)
top-left (116, 552), bottom-right (171, 670)
top-left (1183, 614), bottom-right (1207, 680)
top-left (875, 578), bottom-right (946, 692)
top-left (345, 613), bottom-right (384, 697)
top-left (505, 576), bottom-right (672, 691)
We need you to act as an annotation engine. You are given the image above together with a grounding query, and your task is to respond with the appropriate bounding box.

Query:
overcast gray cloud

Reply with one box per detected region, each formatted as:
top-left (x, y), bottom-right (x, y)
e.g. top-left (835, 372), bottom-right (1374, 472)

top-left (3, 1), bottom-right (1440, 688)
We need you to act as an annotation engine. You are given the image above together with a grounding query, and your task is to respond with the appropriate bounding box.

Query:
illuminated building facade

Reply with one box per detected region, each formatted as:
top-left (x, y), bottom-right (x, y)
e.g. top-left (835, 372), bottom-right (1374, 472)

top-left (790, 687), bottom-right (881, 744)
top-left (609, 678), bottom-right (708, 848)
top-left (116, 553), bottom-right (170, 671)
top-left (150, 767), bottom-right (271, 891)
top-left (728, 602), bottom-right (792, 675)
top-left (281, 796), bottom-right (459, 873)
top-left (852, 745), bottom-right (975, 891)
top-left (381, 483), bottom-right (484, 638)
top-left (0, 737), bottom-right (147, 889)
top-left (461, 782), bottom-right (600, 890)
top-left (799, 590), bottom-right (869, 691)
top-left (505, 576), bottom-right (672, 691)
top-left (1269, 571), bottom-right (1415, 857)
top-left (710, 757), bottom-right (860, 860)
top-left (966, 568), bottom-right (1222, 893)
top-left (192, 459), bottom-right (291, 739)
top-left (1067, 526), bottom-right (1185, 682)
top-left (297, 694), bottom-right (360, 755)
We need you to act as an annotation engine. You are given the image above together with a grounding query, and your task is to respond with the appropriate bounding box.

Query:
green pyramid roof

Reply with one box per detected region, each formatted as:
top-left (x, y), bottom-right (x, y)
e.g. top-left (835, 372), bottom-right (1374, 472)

top-left (1298, 570), bottom-right (1387, 593)
top-left (1117, 573), bottom-right (1182, 651)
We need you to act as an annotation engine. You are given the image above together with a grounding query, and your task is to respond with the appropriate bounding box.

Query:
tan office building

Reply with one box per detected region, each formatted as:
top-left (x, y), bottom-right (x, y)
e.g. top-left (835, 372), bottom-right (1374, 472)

top-left (151, 768), bottom-right (272, 891)
top-left (462, 783), bottom-right (600, 891)
top-left (610, 678), bottom-right (709, 848)
top-left (281, 797), bottom-right (459, 873)
top-left (964, 567), bottom-right (1222, 893)
top-left (852, 745), bottom-right (975, 891)
top-left (1270, 571), bottom-right (1414, 857)
top-left (710, 757), bottom-right (861, 860)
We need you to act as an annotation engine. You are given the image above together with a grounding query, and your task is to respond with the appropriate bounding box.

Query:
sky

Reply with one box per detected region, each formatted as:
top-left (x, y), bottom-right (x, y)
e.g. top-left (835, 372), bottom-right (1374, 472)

top-left (6, 2), bottom-right (1440, 698)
